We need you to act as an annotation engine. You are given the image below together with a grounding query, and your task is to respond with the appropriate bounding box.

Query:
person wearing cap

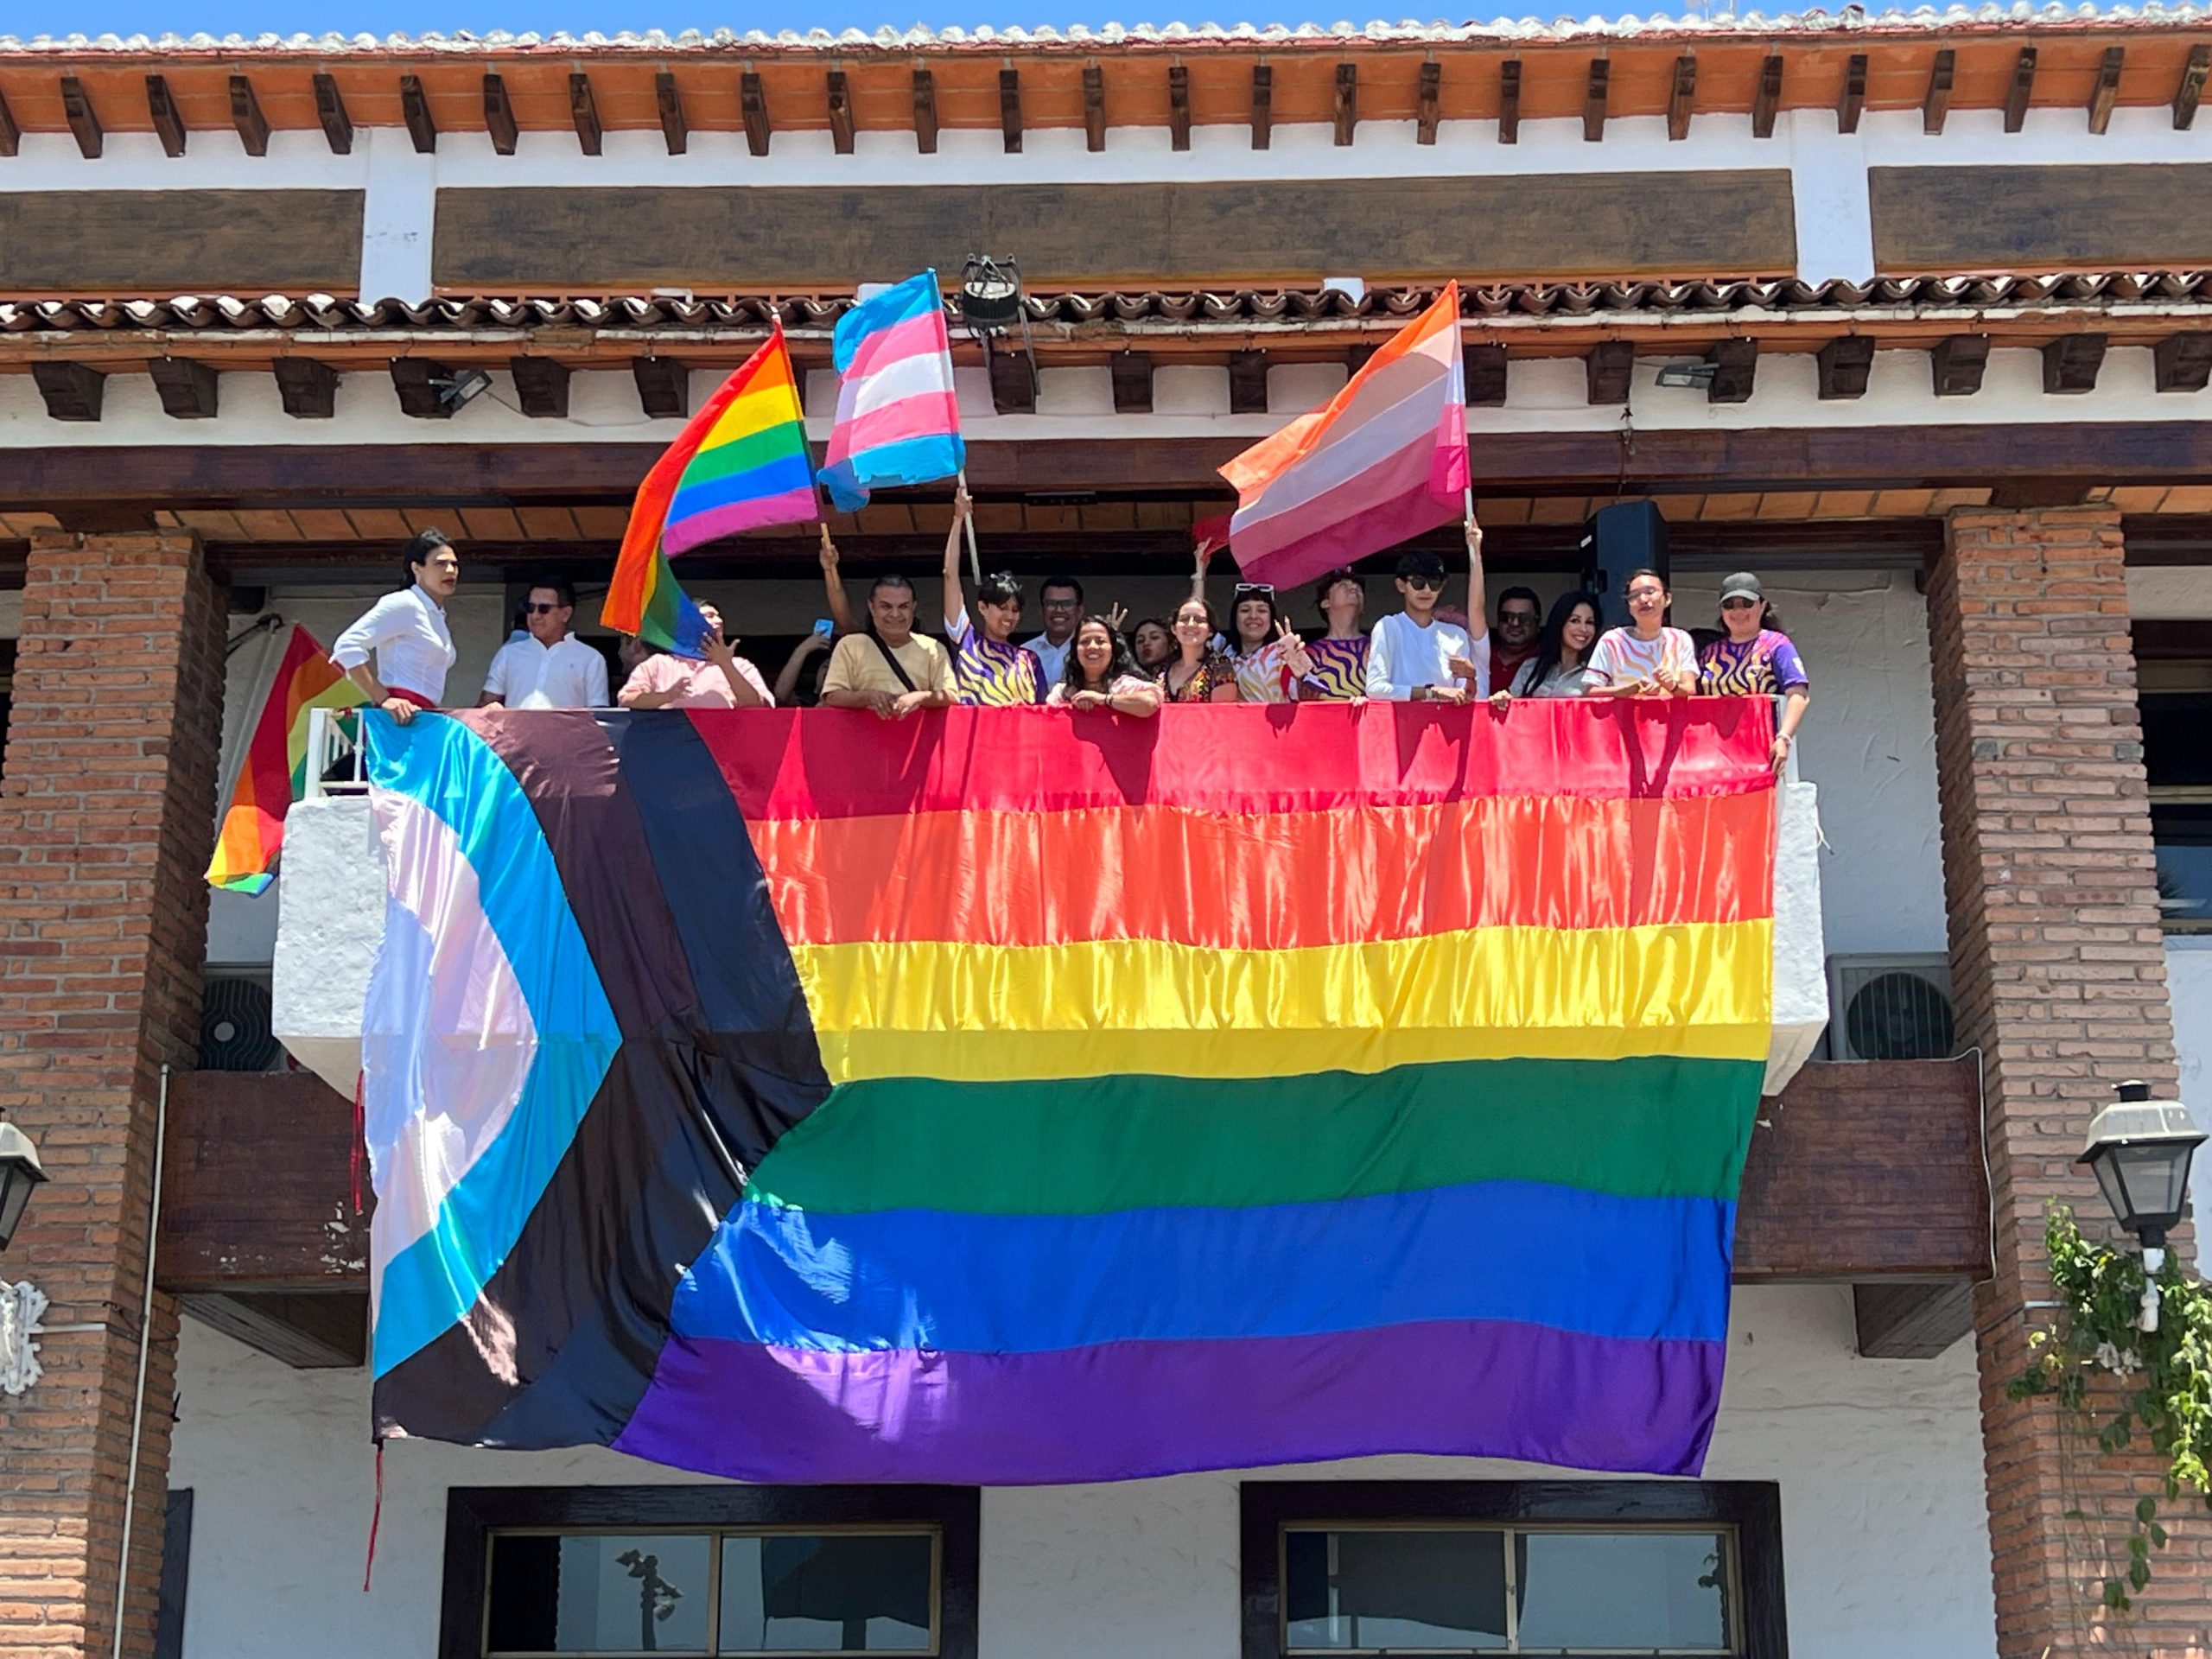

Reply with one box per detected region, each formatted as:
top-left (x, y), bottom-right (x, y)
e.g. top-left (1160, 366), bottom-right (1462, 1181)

top-left (1699, 571), bottom-right (1810, 772)
top-left (1363, 521), bottom-right (1490, 702)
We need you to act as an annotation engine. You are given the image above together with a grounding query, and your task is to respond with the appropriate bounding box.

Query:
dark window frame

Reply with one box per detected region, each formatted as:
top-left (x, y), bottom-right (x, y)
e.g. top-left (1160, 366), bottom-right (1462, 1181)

top-left (1238, 1480), bottom-right (1787, 1659)
top-left (439, 1484), bottom-right (981, 1659)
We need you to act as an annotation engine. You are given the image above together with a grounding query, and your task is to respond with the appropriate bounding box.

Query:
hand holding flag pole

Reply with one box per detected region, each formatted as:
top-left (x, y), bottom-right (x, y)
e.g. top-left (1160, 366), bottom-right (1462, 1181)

top-left (957, 469), bottom-right (982, 586)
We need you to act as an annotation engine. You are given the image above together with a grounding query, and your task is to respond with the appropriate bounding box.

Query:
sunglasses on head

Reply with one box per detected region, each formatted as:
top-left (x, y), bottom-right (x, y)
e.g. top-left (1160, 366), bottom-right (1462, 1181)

top-left (1233, 583), bottom-right (1276, 601)
top-left (1402, 575), bottom-right (1444, 592)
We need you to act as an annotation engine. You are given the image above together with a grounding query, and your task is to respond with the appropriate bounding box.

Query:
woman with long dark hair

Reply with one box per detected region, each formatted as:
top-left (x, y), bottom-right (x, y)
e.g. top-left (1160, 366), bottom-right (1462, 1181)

top-left (1130, 618), bottom-right (1176, 676)
top-left (1046, 615), bottom-right (1162, 715)
top-left (1224, 582), bottom-right (1313, 703)
top-left (1162, 597), bottom-right (1240, 704)
top-left (1491, 590), bottom-right (1603, 702)
top-left (330, 529), bottom-right (461, 725)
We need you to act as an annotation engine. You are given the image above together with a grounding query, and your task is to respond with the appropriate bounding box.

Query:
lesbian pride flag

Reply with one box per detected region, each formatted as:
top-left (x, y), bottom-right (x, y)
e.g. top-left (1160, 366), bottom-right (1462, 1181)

top-left (819, 272), bottom-right (965, 512)
top-left (1221, 283), bottom-right (1469, 589)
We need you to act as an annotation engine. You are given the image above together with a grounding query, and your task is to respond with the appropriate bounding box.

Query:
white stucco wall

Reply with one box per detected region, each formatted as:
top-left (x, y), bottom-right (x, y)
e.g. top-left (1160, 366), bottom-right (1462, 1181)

top-left (166, 1284), bottom-right (1996, 1659)
top-left (2171, 940), bottom-right (2212, 1269)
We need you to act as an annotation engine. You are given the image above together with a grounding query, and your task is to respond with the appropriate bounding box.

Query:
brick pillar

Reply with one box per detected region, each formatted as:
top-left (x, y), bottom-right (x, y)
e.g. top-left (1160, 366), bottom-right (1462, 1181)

top-left (0, 532), bottom-right (223, 1659)
top-left (1930, 506), bottom-right (2201, 1656)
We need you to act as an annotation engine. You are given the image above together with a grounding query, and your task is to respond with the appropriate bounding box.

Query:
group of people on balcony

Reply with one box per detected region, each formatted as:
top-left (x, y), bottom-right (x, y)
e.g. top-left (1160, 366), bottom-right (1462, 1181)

top-left (329, 500), bottom-right (1811, 772)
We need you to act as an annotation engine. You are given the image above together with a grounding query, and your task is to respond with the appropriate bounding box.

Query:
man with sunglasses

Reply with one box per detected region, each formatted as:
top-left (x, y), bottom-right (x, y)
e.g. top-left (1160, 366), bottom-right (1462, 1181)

top-left (480, 576), bottom-right (609, 709)
top-left (1364, 522), bottom-right (1490, 702)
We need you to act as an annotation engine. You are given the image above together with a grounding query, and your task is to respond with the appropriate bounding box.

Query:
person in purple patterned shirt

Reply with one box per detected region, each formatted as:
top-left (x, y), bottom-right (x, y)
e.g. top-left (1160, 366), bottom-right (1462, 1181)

top-left (1697, 571), bottom-right (1810, 773)
top-left (938, 484), bottom-right (1042, 707)
top-left (1297, 567), bottom-right (1370, 700)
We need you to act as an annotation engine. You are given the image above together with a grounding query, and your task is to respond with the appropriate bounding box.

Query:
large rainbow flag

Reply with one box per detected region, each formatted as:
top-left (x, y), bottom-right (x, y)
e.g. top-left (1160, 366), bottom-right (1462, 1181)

top-left (361, 701), bottom-right (1776, 1482)
top-left (205, 623), bottom-right (366, 894)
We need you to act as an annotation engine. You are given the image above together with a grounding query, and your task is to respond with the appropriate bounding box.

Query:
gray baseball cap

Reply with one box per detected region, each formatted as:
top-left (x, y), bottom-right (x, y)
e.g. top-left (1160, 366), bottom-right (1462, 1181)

top-left (1719, 572), bottom-right (1764, 603)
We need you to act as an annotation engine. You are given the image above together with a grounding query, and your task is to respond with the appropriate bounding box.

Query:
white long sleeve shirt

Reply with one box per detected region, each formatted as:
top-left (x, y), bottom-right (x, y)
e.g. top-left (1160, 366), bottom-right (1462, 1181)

top-left (1363, 611), bottom-right (1487, 700)
top-left (330, 584), bottom-right (456, 704)
top-left (482, 633), bottom-right (609, 709)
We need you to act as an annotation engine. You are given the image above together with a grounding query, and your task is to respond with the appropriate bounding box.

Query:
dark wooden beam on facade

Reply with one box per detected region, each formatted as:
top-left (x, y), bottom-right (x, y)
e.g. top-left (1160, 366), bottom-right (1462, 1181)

top-left (146, 74), bottom-right (187, 156)
top-left (313, 73), bottom-right (353, 154)
top-left (149, 359), bottom-right (219, 420)
top-left (1250, 61), bottom-right (1271, 149)
top-left (1110, 351), bottom-right (1154, 414)
top-left (2088, 45), bottom-right (2125, 134)
top-left (1586, 340), bottom-right (1634, 404)
top-left (228, 74), bottom-right (269, 156)
top-left (2004, 47), bottom-right (2037, 134)
top-left (1583, 58), bottom-right (1609, 141)
top-left (1229, 350), bottom-right (1270, 415)
top-left (272, 359), bottom-right (336, 419)
top-left (1000, 67), bottom-right (1022, 154)
top-left (655, 71), bottom-right (686, 155)
top-left (1930, 334), bottom-right (1989, 396)
top-left (1751, 54), bottom-right (1783, 138)
top-left (1923, 48), bottom-right (1955, 135)
top-left (1333, 62), bottom-right (1357, 146)
top-left (632, 356), bottom-right (689, 418)
top-left (1082, 64), bottom-right (1106, 152)
top-left (2154, 332), bottom-right (2212, 392)
top-left (827, 69), bottom-right (855, 155)
top-left (31, 362), bottom-right (104, 422)
top-left (987, 346), bottom-right (1034, 415)
top-left (911, 67), bottom-right (938, 155)
top-left (1169, 63), bottom-right (1192, 151)
top-left (483, 73), bottom-right (518, 156)
top-left (2177, 43), bottom-right (2209, 130)
top-left (400, 73), bottom-right (436, 153)
top-left (1667, 54), bottom-right (1696, 141)
top-left (741, 70), bottom-right (771, 156)
top-left (1853, 1282), bottom-right (1974, 1359)
top-left (569, 73), bottom-right (602, 156)
top-left (1416, 60), bottom-right (1440, 145)
top-left (60, 75), bottom-right (101, 159)
top-left (389, 358), bottom-right (455, 419)
top-left (2042, 333), bottom-right (2108, 393)
top-left (0, 88), bottom-right (17, 156)
top-left (1815, 335), bottom-right (1875, 401)
top-left (179, 1290), bottom-right (365, 1370)
top-left (1989, 478), bottom-right (2094, 509)
top-left (510, 357), bottom-right (571, 418)
top-left (1707, 338), bottom-right (1758, 404)
top-left (1466, 343), bottom-right (1509, 407)
top-left (1837, 52), bottom-right (1867, 133)
top-left (1499, 58), bottom-right (1521, 143)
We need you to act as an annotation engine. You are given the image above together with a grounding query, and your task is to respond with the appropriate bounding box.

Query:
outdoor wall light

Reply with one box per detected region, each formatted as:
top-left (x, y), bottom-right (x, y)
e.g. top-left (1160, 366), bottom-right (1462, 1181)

top-left (2079, 1079), bottom-right (2207, 1332)
top-left (0, 1119), bottom-right (47, 1255)
top-left (957, 255), bottom-right (1025, 334)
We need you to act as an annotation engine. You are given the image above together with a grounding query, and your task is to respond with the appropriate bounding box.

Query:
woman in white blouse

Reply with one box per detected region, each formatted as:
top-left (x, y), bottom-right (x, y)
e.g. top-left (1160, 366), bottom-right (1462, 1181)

top-left (330, 531), bottom-right (461, 725)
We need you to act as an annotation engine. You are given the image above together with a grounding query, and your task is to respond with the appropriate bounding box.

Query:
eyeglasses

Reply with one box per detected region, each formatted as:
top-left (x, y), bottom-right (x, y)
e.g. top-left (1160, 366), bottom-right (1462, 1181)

top-left (1402, 575), bottom-right (1444, 592)
top-left (1501, 610), bottom-right (1540, 626)
top-left (1720, 596), bottom-right (1760, 611)
top-left (524, 601), bottom-right (564, 614)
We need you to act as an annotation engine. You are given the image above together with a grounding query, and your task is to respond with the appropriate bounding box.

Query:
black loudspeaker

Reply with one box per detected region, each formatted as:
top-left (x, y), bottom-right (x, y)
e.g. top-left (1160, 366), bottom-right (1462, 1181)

top-left (1579, 499), bottom-right (1669, 630)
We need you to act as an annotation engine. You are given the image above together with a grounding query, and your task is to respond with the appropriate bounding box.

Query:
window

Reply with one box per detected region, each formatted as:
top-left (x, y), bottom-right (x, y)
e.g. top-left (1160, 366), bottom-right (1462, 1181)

top-left (1242, 1483), bottom-right (1786, 1659)
top-left (2134, 621), bottom-right (2212, 934)
top-left (442, 1487), bottom-right (978, 1659)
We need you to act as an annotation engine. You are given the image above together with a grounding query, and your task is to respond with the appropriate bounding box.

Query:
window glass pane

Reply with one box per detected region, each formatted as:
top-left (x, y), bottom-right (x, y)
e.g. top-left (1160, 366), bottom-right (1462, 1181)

top-left (2144, 692), bottom-right (2212, 788)
top-left (2154, 806), bottom-right (2212, 927)
top-left (1284, 1529), bottom-right (1508, 1651)
top-left (718, 1534), bottom-right (934, 1654)
top-left (486, 1534), bottom-right (713, 1656)
top-left (1514, 1531), bottom-right (1731, 1654)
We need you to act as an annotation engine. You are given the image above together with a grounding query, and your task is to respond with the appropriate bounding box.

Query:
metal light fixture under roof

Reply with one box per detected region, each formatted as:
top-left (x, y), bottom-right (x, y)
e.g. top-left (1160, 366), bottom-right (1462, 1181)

top-left (2078, 1079), bottom-right (2208, 1332)
top-left (957, 254), bottom-right (1039, 409)
top-left (434, 367), bottom-right (493, 412)
top-left (0, 1119), bottom-right (48, 1254)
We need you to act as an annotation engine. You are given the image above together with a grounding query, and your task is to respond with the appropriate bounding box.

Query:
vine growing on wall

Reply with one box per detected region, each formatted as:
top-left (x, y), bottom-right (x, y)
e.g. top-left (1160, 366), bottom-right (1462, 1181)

top-left (2011, 1204), bottom-right (2212, 1612)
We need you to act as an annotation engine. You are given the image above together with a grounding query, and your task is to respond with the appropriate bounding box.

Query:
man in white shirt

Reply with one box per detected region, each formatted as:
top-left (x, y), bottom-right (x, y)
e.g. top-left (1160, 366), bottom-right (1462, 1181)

top-left (480, 578), bottom-right (610, 709)
top-left (1363, 523), bottom-right (1490, 702)
top-left (1020, 575), bottom-right (1084, 687)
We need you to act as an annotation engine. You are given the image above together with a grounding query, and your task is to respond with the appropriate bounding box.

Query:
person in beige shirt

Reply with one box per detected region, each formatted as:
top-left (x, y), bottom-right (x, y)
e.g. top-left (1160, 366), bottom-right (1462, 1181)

top-left (820, 574), bottom-right (957, 720)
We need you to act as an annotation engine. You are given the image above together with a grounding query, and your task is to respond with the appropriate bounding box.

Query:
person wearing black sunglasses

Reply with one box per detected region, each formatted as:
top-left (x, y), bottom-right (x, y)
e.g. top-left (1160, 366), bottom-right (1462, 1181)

top-left (1363, 520), bottom-right (1489, 702)
top-left (1697, 571), bottom-right (1809, 773)
top-left (480, 576), bottom-right (609, 709)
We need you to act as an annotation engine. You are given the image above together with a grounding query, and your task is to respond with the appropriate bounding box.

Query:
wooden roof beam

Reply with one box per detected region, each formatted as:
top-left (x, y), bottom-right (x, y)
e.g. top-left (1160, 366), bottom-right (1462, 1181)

top-left (149, 358), bottom-right (219, 420)
top-left (1751, 54), bottom-right (1783, 139)
top-left (655, 71), bottom-right (686, 155)
top-left (2154, 333), bottom-right (2212, 392)
top-left (33, 361), bottom-right (105, 422)
top-left (1583, 59), bottom-right (1609, 142)
top-left (1169, 63), bottom-right (1192, 152)
top-left (390, 358), bottom-right (454, 418)
top-left (1467, 344), bottom-right (1509, 407)
top-left (0, 88), bottom-right (16, 156)
top-left (1837, 53), bottom-right (1867, 134)
top-left (510, 357), bottom-right (571, 418)
top-left (1334, 62), bottom-right (1357, 147)
top-left (273, 359), bottom-right (336, 419)
top-left (1923, 48), bottom-right (1954, 136)
top-left (741, 70), bottom-right (770, 156)
top-left (1499, 58), bottom-right (1521, 144)
top-left (987, 344), bottom-right (1034, 414)
top-left (483, 73), bottom-right (518, 155)
top-left (1707, 338), bottom-right (1758, 404)
top-left (1816, 336), bottom-right (1874, 401)
top-left (1416, 60), bottom-right (1440, 145)
top-left (2004, 47), bottom-right (2036, 134)
top-left (147, 74), bottom-right (187, 156)
top-left (569, 72), bottom-right (602, 156)
top-left (912, 67), bottom-right (937, 155)
top-left (1083, 64), bottom-right (1105, 152)
top-left (400, 73), bottom-right (436, 153)
top-left (1667, 54), bottom-right (1695, 142)
top-left (2176, 44), bottom-right (2208, 130)
top-left (1251, 61), bottom-right (1271, 149)
top-left (60, 74), bottom-right (100, 159)
top-left (1930, 334), bottom-right (1988, 397)
top-left (1230, 349), bottom-right (1270, 414)
top-left (632, 356), bottom-right (689, 419)
top-left (2042, 333), bottom-right (2107, 393)
top-left (313, 73), bottom-right (353, 154)
top-left (1586, 340), bottom-right (1633, 404)
top-left (827, 68), bottom-right (855, 155)
top-left (229, 74), bottom-right (269, 156)
top-left (2088, 46), bottom-right (2124, 135)
top-left (1110, 351), bottom-right (1153, 414)
top-left (1000, 67), bottom-right (1022, 154)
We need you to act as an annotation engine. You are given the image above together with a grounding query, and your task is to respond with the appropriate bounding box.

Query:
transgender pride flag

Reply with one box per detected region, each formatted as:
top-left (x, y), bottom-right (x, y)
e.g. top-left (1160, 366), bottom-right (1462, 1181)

top-left (819, 271), bottom-right (965, 512)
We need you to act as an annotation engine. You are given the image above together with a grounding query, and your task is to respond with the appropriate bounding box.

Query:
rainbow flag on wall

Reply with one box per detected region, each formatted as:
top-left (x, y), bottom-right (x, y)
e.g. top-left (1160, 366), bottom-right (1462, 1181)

top-left (362, 702), bottom-right (1777, 1483)
top-left (205, 624), bottom-right (366, 894)
top-left (601, 326), bottom-right (817, 654)
top-left (1221, 282), bottom-right (1469, 589)
top-left (818, 271), bottom-right (965, 512)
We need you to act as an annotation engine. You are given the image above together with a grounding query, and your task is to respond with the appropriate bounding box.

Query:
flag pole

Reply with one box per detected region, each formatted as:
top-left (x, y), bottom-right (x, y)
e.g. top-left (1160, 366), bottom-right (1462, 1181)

top-left (957, 467), bottom-right (982, 586)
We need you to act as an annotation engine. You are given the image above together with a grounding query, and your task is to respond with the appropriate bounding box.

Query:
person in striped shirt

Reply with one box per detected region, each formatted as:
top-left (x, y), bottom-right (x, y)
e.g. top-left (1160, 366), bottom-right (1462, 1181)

top-left (938, 485), bottom-right (1043, 707)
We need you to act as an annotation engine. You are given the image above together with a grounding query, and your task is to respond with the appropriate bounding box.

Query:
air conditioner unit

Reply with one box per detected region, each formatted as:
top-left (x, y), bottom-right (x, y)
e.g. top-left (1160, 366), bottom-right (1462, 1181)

top-left (200, 972), bottom-right (283, 1074)
top-left (1825, 954), bottom-right (1958, 1063)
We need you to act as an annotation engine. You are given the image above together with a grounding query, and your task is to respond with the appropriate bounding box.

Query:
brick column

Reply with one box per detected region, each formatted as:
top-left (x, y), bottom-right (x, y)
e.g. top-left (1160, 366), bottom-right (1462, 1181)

top-left (0, 532), bottom-right (223, 1659)
top-left (1930, 506), bottom-right (2199, 1656)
